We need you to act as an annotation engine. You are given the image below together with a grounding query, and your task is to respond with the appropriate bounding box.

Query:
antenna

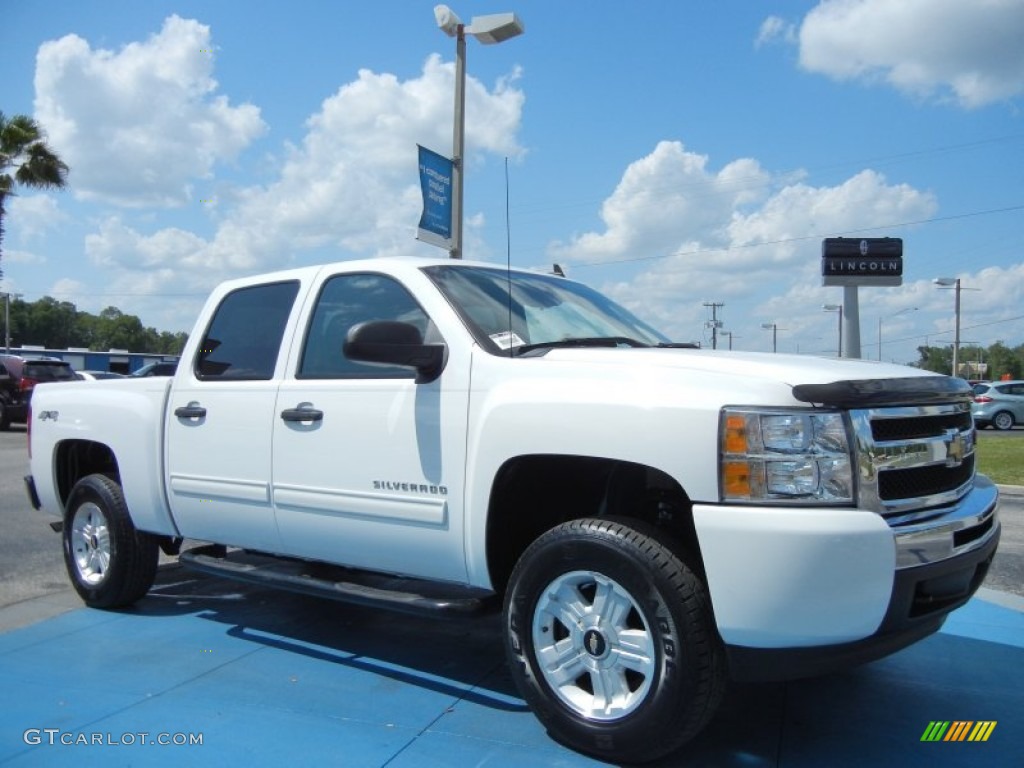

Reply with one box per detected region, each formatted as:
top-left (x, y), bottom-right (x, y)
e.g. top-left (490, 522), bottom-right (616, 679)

top-left (505, 156), bottom-right (514, 356)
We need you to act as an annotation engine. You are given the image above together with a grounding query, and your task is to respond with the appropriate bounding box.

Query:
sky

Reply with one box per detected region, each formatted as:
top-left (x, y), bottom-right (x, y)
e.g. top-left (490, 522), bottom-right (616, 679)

top-left (2, 0), bottom-right (1023, 365)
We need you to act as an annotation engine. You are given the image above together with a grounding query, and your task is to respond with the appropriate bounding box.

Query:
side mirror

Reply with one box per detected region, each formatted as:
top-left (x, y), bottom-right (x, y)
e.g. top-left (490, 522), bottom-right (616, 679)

top-left (343, 321), bottom-right (446, 383)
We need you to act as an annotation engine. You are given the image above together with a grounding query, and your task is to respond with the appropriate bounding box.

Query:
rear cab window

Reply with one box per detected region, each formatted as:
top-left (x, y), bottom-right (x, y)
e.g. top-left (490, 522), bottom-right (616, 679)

top-left (194, 281), bottom-right (301, 381)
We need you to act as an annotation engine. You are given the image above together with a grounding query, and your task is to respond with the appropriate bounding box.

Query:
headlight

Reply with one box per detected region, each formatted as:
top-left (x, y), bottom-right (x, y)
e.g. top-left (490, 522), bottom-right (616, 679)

top-left (720, 408), bottom-right (853, 504)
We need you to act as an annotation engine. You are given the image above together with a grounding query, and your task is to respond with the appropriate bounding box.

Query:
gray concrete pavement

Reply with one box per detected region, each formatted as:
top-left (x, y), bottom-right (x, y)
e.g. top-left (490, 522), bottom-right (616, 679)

top-left (0, 426), bottom-right (68, 607)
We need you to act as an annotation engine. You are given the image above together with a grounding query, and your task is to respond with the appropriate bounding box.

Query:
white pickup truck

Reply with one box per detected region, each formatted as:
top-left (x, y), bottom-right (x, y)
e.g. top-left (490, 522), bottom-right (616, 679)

top-left (25, 256), bottom-right (1000, 762)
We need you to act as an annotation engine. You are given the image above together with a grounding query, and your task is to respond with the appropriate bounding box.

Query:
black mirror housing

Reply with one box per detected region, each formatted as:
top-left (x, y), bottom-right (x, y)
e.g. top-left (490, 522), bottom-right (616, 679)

top-left (343, 321), bottom-right (446, 383)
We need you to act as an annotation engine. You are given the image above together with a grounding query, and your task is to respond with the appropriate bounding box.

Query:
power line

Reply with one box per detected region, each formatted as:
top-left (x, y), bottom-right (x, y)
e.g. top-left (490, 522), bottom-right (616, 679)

top-left (862, 313), bottom-right (1024, 351)
top-left (572, 203), bottom-right (1024, 268)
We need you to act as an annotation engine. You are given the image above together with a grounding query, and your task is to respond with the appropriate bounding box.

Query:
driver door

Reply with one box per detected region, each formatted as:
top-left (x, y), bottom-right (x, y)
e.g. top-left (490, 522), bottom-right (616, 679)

top-left (271, 271), bottom-right (470, 583)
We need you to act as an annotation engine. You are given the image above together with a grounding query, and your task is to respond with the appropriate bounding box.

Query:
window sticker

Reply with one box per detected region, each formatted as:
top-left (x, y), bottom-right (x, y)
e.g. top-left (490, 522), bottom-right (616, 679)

top-left (489, 331), bottom-right (525, 350)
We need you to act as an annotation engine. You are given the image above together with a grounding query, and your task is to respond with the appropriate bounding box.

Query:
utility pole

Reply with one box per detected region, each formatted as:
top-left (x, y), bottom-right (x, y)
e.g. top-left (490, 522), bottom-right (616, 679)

top-left (703, 302), bottom-right (724, 350)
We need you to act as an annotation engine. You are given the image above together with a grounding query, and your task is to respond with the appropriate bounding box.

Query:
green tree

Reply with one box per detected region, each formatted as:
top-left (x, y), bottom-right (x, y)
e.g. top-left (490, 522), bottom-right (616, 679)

top-left (985, 341), bottom-right (1022, 381)
top-left (916, 345), bottom-right (952, 375)
top-left (20, 296), bottom-right (80, 348)
top-left (0, 111), bottom-right (69, 278)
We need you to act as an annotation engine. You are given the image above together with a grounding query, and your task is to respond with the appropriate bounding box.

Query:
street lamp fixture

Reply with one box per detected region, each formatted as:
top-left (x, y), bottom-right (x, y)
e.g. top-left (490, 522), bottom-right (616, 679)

top-left (760, 322), bottom-right (782, 353)
top-left (434, 5), bottom-right (524, 260)
top-left (822, 304), bottom-right (843, 358)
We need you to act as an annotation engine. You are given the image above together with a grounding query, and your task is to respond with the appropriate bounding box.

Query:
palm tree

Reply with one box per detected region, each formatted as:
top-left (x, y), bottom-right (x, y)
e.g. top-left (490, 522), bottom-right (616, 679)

top-left (0, 111), bottom-right (70, 279)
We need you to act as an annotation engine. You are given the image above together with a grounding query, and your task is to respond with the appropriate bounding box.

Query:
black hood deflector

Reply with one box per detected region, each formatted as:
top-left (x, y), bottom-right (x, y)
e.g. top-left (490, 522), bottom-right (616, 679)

top-left (792, 376), bottom-right (972, 409)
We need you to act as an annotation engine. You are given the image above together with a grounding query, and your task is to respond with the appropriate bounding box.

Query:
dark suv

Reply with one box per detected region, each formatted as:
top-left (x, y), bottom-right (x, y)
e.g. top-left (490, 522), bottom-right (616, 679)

top-left (0, 354), bottom-right (78, 430)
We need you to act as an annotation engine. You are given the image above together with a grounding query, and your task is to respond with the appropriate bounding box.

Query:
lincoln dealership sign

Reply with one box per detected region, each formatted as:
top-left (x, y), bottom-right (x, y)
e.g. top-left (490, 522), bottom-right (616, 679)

top-left (822, 237), bottom-right (903, 287)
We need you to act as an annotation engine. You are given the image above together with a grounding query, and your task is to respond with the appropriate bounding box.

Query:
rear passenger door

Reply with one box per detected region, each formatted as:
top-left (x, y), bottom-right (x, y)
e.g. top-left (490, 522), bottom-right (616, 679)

top-left (165, 280), bottom-right (301, 551)
top-left (271, 271), bottom-right (470, 583)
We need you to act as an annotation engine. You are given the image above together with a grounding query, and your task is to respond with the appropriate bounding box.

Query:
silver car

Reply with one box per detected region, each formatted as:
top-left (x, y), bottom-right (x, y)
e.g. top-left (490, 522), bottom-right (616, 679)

top-left (972, 380), bottom-right (1024, 430)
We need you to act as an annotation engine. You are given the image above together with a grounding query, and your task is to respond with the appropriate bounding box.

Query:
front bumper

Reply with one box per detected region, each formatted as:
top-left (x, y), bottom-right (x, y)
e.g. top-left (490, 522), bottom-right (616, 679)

top-left (694, 478), bottom-right (1000, 681)
top-left (726, 521), bottom-right (999, 681)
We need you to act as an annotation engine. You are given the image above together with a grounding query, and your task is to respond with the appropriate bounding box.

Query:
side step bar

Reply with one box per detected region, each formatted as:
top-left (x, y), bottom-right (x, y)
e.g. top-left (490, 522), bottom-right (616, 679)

top-left (178, 544), bottom-right (495, 617)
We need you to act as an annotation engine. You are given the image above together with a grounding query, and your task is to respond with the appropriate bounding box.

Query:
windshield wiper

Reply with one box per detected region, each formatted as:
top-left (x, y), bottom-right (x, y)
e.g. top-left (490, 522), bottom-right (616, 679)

top-left (512, 336), bottom-right (650, 356)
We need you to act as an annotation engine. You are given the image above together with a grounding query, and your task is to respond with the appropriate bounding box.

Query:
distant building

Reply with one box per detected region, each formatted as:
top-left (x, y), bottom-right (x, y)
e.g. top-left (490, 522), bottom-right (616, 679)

top-left (11, 346), bottom-right (179, 375)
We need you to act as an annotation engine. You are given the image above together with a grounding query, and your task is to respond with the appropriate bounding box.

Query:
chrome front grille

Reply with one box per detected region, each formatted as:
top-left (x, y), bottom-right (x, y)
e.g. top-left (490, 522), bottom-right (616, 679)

top-left (850, 402), bottom-right (976, 522)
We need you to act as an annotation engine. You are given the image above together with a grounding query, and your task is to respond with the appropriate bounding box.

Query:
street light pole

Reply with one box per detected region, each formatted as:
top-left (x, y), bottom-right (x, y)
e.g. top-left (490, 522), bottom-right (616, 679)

top-left (933, 277), bottom-right (963, 377)
top-left (822, 304), bottom-right (842, 358)
top-left (760, 322), bottom-right (781, 353)
top-left (435, 5), bottom-right (524, 260)
top-left (876, 307), bottom-right (918, 361)
top-left (2, 291), bottom-right (19, 354)
top-left (451, 26), bottom-right (467, 260)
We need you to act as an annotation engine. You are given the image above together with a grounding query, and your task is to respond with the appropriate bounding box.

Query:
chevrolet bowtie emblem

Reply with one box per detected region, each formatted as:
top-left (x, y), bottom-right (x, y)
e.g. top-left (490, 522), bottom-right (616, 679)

top-left (944, 428), bottom-right (966, 467)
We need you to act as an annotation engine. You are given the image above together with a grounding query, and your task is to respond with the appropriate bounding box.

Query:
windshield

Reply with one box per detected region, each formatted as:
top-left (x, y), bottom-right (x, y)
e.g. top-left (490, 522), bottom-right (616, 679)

top-left (423, 265), bottom-right (670, 354)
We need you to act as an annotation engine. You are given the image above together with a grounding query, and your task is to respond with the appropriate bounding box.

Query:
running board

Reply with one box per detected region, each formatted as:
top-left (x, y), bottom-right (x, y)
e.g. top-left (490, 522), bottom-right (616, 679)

top-left (178, 544), bottom-right (495, 617)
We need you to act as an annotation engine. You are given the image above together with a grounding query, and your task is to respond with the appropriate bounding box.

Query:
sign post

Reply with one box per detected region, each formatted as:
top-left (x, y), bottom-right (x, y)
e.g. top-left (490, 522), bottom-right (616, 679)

top-left (822, 238), bottom-right (903, 359)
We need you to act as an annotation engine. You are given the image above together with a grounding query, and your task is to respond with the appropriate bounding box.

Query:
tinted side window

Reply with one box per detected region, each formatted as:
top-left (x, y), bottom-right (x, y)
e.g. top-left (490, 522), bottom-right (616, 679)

top-left (299, 273), bottom-right (432, 379)
top-left (196, 281), bottom-right (299, 380)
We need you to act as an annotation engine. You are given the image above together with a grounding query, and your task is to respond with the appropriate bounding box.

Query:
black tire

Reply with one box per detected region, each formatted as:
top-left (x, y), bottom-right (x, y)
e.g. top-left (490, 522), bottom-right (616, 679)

top-left (63, 474), bottom-right (159, 608)
top-left (0, 400), bottom-right (9, 430)
top-left (992, 411), bottom-right (1015, 431)
top-left (503, 518), bottom-right (725, 763)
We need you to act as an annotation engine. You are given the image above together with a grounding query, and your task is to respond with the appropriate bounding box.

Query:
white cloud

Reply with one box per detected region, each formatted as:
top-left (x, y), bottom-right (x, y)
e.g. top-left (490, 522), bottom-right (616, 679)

top-left (34, 15), bottom-right (266, 207)
top-left (85, 217), bottom-right (208, 270)
top-left (50, 277), bottom-right (88, 300)
top-left (5, 195), bottom-right (66, 242)
top-left (1, 248), bottom-right (47, 266)
top-left (546, 142), bottom-right (939, 343)
top-left (549, 141), bottom-right (772, 265)
top-left (78, 53), bottom-right (526, 328)
top-left (797, 0), bottom-right (1024, 107)
top-left (755, 16), bottom-right (797, 48)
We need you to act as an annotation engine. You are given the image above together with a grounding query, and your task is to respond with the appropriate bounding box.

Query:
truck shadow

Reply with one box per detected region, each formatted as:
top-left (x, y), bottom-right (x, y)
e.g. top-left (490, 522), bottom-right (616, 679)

top-left (127, 562), bottom-right (1021, 768)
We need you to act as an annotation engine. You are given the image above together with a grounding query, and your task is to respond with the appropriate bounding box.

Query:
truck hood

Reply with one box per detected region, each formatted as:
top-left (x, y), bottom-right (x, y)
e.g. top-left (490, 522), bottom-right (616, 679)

top-left (537, 347), bottom-right (928, 386)
top-left (532, 348), bottom-right (963, 408)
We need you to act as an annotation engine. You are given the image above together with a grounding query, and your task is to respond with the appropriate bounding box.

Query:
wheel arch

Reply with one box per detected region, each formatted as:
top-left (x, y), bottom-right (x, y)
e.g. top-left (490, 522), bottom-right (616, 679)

top-left (55, 439), bottom-right (120, 509)
top-left (485, 454), bottom-right (706, 595)
top-left (51, 438), bottom-right (180, 538)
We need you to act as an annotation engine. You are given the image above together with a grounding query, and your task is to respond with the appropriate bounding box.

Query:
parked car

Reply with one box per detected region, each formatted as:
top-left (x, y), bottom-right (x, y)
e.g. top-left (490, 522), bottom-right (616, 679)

top-left (973, 380), bottom-right (1024, 430)
top-left (77, 370), bottom-right (127, 381)
top-left (130, 361), bottom-right (178, 377)
top-left (0, 354), bottom-right (78, 429)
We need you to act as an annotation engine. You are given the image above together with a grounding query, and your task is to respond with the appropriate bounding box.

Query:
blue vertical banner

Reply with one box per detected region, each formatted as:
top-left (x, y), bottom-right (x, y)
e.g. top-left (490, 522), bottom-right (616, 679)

top-left (417, 145), bottom-right (453, 250)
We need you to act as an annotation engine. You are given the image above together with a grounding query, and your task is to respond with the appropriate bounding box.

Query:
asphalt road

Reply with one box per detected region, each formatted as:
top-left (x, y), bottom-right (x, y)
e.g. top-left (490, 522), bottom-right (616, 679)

top-left (1, 425), bottom-right (1021, 612)
top-left (0, 426), bottom-right (69, 605)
